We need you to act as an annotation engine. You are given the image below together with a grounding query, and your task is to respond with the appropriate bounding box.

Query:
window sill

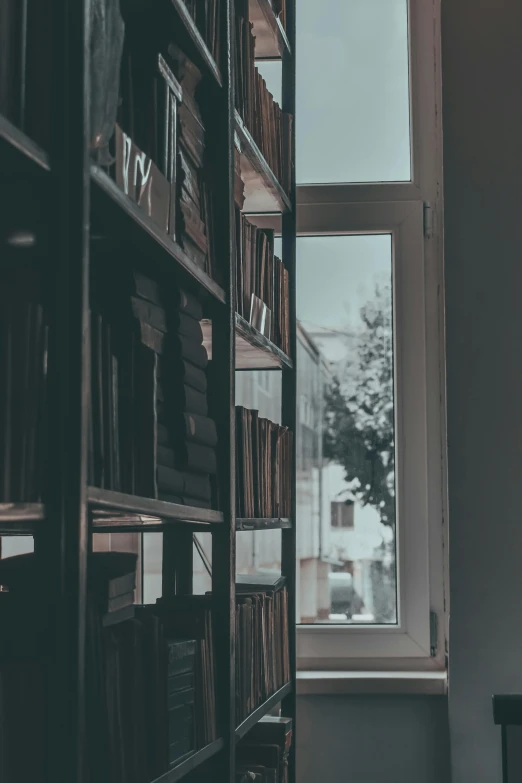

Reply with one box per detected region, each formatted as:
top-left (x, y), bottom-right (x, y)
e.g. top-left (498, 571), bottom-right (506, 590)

top-left (296, 670), bottom-right (447, 696)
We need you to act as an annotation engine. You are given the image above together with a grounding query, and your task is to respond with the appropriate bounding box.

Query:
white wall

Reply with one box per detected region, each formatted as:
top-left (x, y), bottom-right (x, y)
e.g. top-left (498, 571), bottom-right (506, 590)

top-left (297, 696), bottom-right (450, 783)
top-left (442, 1), bottom-right (522, 780)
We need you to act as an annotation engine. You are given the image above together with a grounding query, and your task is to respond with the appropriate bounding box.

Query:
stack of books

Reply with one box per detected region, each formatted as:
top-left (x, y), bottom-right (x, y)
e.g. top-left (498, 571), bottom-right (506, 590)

top-left (235, 575), bottom-right (290, 724)
top-left (236, 214), bottom-right (290, 354)
top-left (89, 263), bottom-right (218, 509)
top-left (237, 715), bottom-right (293, 783)
top-left (234, 0), bottom-right (292, 193)
top-left (0, 265), bottom-right (47, 503)
top-left (90, 551), bottom-right (138, 627)
top-left (181, 0), bottom-right (222, 63)
top-left (112, 25), bottom-right (217, 278)
top-left (235, 407), bottom-right (293, 518)
top-left (167, 640), bottom-right (197, 765)
top-left (156, 595), bottom-right (218, 748)
top-left (169, 44), bottom-right (216, 278)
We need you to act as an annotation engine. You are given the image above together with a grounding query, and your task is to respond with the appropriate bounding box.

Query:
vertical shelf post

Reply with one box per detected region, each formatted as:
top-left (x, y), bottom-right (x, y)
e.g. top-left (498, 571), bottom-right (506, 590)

top-left (211, 0), bottom-right (237, 779)
top-left (42, 0), bottom-right (91, 780)
top-left (281, 0), bottom-right (297, 780)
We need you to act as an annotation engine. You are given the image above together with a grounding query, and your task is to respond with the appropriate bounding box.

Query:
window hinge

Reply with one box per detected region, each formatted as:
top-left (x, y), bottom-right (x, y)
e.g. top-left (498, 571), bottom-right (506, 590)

top-left (423, 202), bottom-right (434, 239)
top-left (430, 610), bottom-right (438, 657)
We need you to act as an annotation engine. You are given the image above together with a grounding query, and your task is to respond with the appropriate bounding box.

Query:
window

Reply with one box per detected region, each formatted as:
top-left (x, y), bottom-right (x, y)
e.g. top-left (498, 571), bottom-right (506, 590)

top-left (295, 0), bottom-right (446, 667)
top-left (331, 502), bottom-right (354, 530)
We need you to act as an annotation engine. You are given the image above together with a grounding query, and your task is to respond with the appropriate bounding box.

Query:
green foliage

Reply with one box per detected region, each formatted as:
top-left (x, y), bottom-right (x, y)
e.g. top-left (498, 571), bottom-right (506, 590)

top-left (323, 284), bottom-right (395, 526)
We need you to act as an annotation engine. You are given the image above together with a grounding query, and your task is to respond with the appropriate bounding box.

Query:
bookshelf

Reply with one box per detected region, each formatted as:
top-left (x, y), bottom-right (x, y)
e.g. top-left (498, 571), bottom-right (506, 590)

top-left (0, 0), bottom-right (296, 781)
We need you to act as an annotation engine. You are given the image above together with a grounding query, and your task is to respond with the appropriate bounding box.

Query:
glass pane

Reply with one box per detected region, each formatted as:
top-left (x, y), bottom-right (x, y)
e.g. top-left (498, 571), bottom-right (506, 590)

top-left (297, 235), bottom-right (397, 624)
top-left (143, 533), bottom-right (162, 604)
top-left (0, 537), bottom-right (34, 558)
top-left (256, 61), bottom-right (282, 108)
top-left (194, 533), bottom-right (212, 595)
top-left (296, 0), bottom-right (411, 184)
top-left (236, 530), bottom-right (282, 579)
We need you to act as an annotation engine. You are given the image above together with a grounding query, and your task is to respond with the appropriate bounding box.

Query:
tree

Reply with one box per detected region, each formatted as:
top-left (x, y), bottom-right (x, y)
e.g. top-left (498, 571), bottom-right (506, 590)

top-left (323, 283), bottom-right (395, 526)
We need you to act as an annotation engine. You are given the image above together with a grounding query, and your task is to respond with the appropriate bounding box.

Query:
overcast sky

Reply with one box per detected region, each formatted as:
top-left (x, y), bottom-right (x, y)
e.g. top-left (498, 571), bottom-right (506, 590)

top-left (259, 0), bottom-right (408, 342)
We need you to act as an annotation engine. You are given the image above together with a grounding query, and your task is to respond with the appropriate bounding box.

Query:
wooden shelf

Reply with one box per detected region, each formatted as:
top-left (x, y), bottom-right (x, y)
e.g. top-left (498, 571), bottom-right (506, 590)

top-left (0, 502), bottom-right (45, 522)
top-left (0, 503), bottom-right (44, 534)
top-left (249, 0), bottom-right (291, 59)
top-left (235, 314), bottom-right (293, 369)
top-left (201, 314), bottom-right (293, 369)
top-left (235, 112), bottom-right (291, 214)
top-left (0, 114), bottom-right (50, 175)
top-left (90, 166), bottom-right (226, 304)
top-left (150, 739), bottom-right (224, 783)
top-left (236, 517), bottom-right (292, 531)
top-left (235, 682), bottom-right (292, 740)
top-left (88, 487), bottom-right (224, 529)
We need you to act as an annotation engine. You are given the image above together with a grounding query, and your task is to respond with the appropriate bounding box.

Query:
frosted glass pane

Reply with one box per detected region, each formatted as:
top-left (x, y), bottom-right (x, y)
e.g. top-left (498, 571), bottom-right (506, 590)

top-left (296, 0), bottom-right (411, 184)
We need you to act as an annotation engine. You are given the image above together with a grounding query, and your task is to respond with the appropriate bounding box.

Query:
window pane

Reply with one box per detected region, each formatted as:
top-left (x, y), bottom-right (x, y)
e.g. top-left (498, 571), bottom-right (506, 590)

top-left (296, 0), bottom-right (411, 184)
top-left (297, 235), bottom-right (397, 624)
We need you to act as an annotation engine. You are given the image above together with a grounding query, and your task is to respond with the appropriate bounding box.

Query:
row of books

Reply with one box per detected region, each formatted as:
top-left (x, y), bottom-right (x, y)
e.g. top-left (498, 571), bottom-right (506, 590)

top-left (237, 715), bottom-right (293, 783)
top-left (174, 45), bottom-right (217, 278)
top-left (236, 407), bottom-right (293, 518)
top-left (90, 263), bottom-right (217, 507)
top-left (235, 0), bottom-right (292, 193)
top-left (182, 0), bottom-right (222, 63)
top-left (236, 574), bottom-right (291, 725)
top-left (236, 213), bottom-right (290, 354)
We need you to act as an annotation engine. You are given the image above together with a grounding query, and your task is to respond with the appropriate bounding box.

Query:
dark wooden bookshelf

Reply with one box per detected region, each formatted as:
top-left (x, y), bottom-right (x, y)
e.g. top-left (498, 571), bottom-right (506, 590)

top-left (151, 739), bottom-right (225, 783)
top-left (0, 0), bottom-right (296, 778)
top-left (235, 111), bottom-right (292, 213)
top-left (0, 113), bottom-right (50, 174)
top-left (91, 166), bottom-right (226, 304)
top-left (168, 0), bottom-right (223, 87)
top-left (250, 0), bottom-right (291, 59)
top-left (122, 0), bottom-right (223, 87)
top-left (236, 517), bottom-right (292, 530)
top-left (235, 683), bottom-right (293, 740)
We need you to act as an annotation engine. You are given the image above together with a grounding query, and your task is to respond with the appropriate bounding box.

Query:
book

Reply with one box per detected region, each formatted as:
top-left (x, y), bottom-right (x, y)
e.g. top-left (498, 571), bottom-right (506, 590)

top-left (235, 407), bottom-right (292, 518)
top-left (236, 214), bottom-right (290, 354)
top-left (234, 1), bottom-right (292, 192)
top-left (155, 596), bottom-right (218, 748)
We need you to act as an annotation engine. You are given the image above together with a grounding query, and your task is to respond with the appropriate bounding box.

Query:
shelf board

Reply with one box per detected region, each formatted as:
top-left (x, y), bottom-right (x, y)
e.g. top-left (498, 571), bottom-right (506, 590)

top-left (250, 0), bottom-right (291, 59)
top-left (201, 315), bottom-right (293, 369)
top-left (151, 738), bottom-right (224, 783)
top-left (90, 166), bottom-right (226, 304)
top-left (235, 112), bottom-right (291, 214)
top-left (88, 487), bottom-right (224, 529)
top-left (235, 313), bottom-right (293, 369)
top-left (236, 517), bottom-right (292, 531)
top-left (235, 682), bottom-right (292, 740)
top-left (0, 114), bottom-right (50, 175)
top-left (169, 0), bottom-right (222, 87)
top-left (0, 504), bottom-right (44, 535)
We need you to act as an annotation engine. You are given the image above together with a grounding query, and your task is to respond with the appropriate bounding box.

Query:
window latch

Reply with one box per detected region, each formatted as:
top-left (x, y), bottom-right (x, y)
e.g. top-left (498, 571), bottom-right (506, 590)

top-left (424, 202), bottom-right (434, 239)
top-left (430, 610), bottom-right (438, 657)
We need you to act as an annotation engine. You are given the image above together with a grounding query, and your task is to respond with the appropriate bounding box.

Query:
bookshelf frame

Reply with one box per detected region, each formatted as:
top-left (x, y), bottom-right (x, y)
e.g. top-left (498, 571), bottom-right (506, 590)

top-left (0, 0), bottom-right (296, 780)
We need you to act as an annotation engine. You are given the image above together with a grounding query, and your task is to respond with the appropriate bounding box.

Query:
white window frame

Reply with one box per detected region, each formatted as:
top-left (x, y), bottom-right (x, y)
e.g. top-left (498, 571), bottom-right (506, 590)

top-left (295, 0), bottom-right (447, 670)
